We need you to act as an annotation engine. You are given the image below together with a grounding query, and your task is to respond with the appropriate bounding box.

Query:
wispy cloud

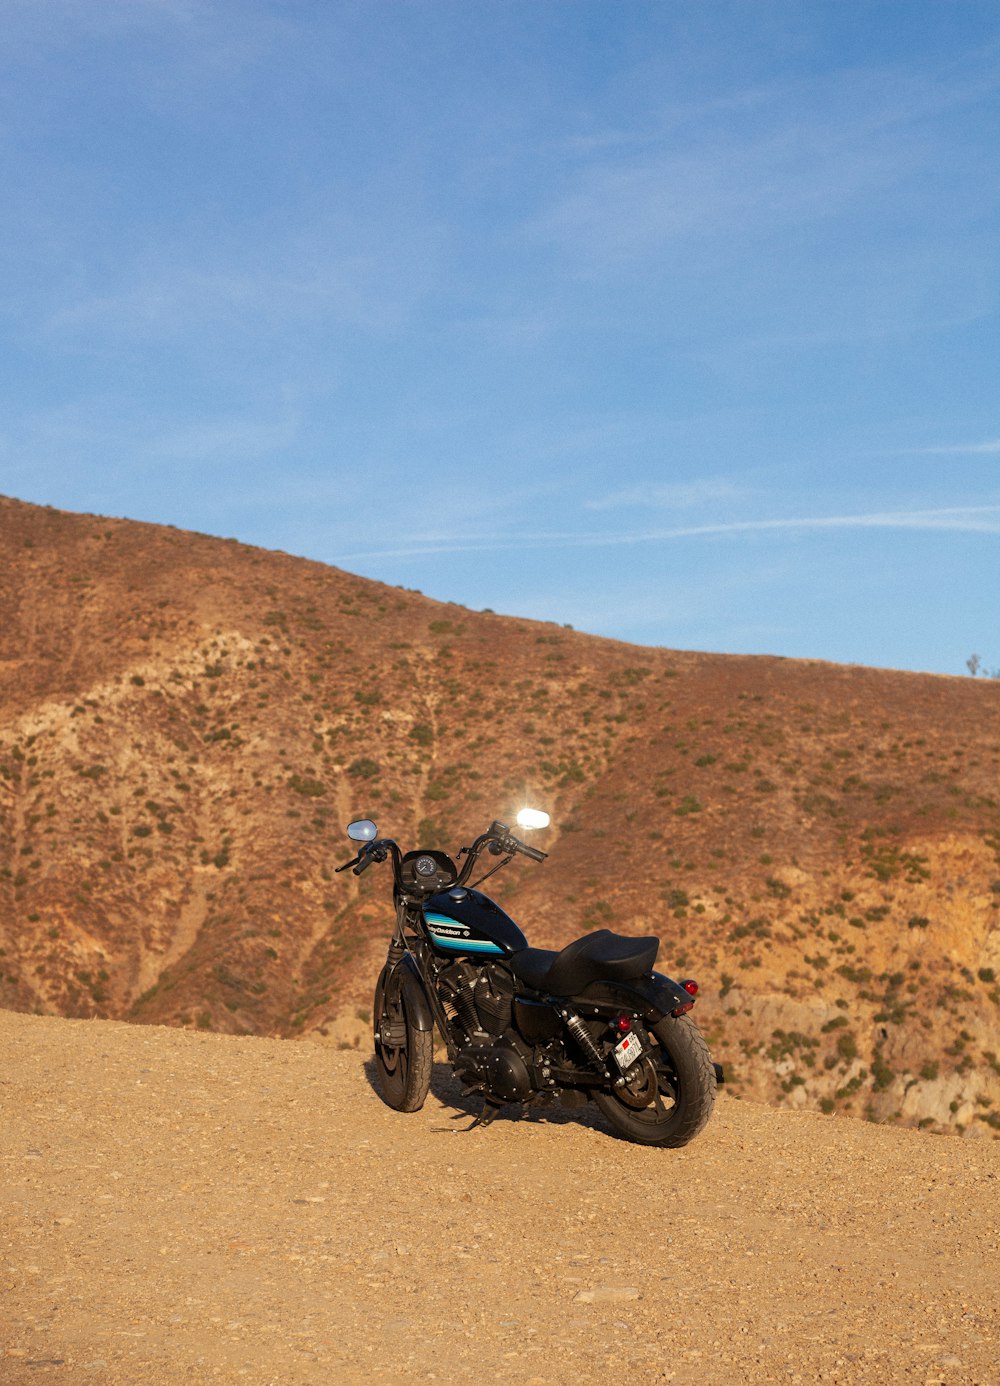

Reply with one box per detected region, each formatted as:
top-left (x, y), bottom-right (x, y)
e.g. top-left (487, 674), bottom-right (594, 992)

top-left (146, 413), bottom-right (301, 463)
top-left (531, 55), bottom-right (1000, 270)
top-left (902, 440), bottom-right (1000, 456)
top-left (333, 505), bottom-right (1000, 563)
top-left (586, 478), bottom-right (744, 511)
top-left (0, 400), bottom-right (300, 472)
top-left (40, 228), bottom-right (440, 344)
top-left (524, 48), bottom-right (1000, 353)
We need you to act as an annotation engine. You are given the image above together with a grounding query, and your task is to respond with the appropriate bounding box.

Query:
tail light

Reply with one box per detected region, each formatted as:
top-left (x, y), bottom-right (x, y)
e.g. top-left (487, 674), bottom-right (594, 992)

top-left (672, 979), bottom-right (699, 1017)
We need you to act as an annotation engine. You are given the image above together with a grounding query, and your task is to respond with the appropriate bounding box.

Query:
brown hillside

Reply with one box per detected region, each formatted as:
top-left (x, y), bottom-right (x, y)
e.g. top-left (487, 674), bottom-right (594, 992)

top-left (1, 494), bottom-right (998, 1136)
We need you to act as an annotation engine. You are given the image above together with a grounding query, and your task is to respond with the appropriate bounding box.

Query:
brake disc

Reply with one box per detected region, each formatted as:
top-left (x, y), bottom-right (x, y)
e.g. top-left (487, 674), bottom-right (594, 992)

top-left (615, 1056), bottom-right (660, 1110)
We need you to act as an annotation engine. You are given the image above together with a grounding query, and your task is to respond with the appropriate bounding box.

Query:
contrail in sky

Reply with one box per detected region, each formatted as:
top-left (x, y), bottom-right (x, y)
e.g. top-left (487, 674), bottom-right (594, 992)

top-left (335, 506), bottom-right (1000, 563)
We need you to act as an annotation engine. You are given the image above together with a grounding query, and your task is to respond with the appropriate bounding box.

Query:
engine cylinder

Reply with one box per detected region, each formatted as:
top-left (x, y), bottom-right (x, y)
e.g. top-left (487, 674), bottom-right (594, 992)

top-left (439, 959), bottom-right (480, 1037)
top-left (474, 965), bottom-right (514, 1036)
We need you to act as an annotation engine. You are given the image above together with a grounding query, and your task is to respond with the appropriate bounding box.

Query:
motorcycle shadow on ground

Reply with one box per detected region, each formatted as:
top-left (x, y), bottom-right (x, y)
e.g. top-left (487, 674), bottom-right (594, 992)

top-left (361, 1055), bottom-right (611, 1138)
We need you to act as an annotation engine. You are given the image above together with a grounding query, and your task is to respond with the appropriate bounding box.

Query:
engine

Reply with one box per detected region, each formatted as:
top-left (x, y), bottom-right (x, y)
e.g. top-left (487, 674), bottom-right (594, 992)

top-left (438, 959), bottom-right (514, 1042)
top-left (473, 965), bottom-right (514, 1036)
top-left (437, 959), bottom-right (481, 1039)
top-left (439, 960), bottom-right (532, 1103)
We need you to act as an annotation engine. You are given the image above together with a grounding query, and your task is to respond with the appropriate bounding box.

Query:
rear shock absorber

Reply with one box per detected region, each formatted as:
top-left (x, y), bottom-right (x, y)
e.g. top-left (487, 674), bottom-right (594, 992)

top-left (559, 1005), bottom-right (608, 1072)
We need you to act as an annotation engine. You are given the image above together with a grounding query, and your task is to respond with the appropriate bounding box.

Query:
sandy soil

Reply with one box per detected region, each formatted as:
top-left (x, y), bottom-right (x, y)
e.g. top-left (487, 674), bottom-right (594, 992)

top-left (1, 1009), bottom-right (997, 1386)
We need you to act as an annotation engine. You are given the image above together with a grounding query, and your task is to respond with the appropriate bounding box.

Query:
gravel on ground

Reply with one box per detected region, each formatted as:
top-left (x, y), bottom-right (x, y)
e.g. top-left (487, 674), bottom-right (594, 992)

top-left (1, 1011), bottom-right (997, 1385)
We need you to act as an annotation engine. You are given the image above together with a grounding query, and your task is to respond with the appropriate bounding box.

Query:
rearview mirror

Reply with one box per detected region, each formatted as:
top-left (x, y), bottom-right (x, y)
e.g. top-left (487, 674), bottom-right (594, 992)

top-left (516, 808), bottom-right (550, 831)
top-left (347, 819), bottom-right (378, 842)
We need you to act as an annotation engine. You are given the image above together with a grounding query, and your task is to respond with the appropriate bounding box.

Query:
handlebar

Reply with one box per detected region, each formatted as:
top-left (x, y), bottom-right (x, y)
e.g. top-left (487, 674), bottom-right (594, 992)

top-left (335, 820), bottom-right (547, 884)
top-left (334, 842), bottom-right (389, 876)
top-left (456, 821), bottom-right (547, 882)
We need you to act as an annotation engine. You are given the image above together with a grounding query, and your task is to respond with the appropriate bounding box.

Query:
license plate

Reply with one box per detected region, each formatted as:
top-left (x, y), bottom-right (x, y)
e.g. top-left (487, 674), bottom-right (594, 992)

top-left (613, 1032), bottom-right (643, 1071)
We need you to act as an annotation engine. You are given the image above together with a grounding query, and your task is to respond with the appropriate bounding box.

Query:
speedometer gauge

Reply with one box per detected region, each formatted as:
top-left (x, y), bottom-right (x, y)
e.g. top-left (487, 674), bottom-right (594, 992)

top-left (415, 855), bottom-right (437, 878)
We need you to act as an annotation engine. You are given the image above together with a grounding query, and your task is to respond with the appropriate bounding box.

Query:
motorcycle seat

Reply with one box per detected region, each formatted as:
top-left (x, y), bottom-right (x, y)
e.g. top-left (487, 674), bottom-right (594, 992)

top-left (509, 929), bottom-right (659, 996)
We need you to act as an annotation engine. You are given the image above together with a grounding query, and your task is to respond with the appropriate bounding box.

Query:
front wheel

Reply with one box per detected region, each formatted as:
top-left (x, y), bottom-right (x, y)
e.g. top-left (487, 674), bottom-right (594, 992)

top-left (593, 1014), bottom-right (716, 1148)
top-left (373, 964), bottom-right (433, 1112)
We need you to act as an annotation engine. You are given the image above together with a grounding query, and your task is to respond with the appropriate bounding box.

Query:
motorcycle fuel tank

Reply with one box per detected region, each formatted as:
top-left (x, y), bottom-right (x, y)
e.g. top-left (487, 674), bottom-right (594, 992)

top-left (423, 888), bottom-right (528, 957)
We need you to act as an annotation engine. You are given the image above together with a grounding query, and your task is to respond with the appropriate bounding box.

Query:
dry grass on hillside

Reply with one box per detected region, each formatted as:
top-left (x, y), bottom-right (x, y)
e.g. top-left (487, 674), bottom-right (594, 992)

top-left (1, 495), bottom-right (998, 1136)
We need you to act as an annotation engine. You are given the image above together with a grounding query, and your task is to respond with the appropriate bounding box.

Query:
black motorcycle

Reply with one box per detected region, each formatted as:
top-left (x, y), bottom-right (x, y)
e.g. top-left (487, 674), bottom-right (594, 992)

top-left (336, 810), bottom-right (718, 1147)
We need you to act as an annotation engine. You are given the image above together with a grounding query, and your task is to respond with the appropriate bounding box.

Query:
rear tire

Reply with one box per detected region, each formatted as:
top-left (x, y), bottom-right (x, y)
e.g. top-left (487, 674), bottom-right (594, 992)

top-left (594, 1014), bottom-right (716, 1148)
top-left (373, 965), bottom-right (433, 1112)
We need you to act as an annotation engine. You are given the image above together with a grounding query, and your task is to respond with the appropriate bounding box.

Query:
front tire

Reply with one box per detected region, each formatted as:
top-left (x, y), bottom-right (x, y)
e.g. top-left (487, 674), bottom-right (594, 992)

top-left (373, 964), bottom-right (433, 1112)
top-left (593, 1014), bottom-right (716, 1147)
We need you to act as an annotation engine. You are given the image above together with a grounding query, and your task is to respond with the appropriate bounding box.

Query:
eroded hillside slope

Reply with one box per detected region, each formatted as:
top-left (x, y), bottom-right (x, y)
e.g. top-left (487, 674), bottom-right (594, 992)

top-left (1, 495), bottom-right (999, 1134)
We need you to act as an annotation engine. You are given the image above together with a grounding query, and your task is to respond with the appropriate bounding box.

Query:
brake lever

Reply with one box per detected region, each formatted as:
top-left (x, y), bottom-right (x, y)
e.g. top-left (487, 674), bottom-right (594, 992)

top-left (334, 853), bottom-right (362, 874)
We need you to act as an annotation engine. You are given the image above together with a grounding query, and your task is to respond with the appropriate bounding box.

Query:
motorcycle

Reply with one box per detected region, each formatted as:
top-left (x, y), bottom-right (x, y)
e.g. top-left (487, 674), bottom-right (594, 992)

top-left (336, 809), bottom-right (718, 1147)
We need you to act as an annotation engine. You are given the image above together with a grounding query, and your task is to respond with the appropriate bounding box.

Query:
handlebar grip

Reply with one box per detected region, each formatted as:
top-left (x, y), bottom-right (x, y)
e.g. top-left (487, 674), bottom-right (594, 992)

top-left (516, 839), bottom-right (547, 863)
top-left (353, 852), bottom-right (375, 876)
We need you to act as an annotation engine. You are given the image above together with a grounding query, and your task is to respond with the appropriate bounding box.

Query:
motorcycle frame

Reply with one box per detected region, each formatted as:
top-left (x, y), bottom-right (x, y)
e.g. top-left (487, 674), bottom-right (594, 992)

top-left (382, 897), bottom-right (698, 1085)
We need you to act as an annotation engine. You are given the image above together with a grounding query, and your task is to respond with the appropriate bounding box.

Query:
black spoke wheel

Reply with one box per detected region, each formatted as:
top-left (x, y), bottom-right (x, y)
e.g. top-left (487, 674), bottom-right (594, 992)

top-left (373, 964), bottom-right (432, 1112)
top-left (593, 1014), bottom-right (716, 1148)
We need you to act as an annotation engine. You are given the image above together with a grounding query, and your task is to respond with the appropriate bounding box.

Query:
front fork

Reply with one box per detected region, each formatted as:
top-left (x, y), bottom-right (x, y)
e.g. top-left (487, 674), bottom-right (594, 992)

top-left (382, 907), bottom-right (459, 1061)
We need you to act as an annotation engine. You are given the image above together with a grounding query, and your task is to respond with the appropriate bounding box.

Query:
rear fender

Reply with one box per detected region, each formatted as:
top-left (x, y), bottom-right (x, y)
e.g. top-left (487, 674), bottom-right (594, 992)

top-left (575, 971), bottom-right (693, 1021)
top-left (575, 973), bottom-right (724, 1084)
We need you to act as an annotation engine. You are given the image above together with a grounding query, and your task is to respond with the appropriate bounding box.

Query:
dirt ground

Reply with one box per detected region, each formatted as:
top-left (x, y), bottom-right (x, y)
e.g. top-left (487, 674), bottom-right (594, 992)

top-left (1, 1010), bottom-right (997, 1385)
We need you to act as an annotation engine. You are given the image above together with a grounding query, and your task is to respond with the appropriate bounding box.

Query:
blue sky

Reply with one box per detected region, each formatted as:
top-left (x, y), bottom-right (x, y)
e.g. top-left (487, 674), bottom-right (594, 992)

top-left (1, 0), bottom-right (997, 676)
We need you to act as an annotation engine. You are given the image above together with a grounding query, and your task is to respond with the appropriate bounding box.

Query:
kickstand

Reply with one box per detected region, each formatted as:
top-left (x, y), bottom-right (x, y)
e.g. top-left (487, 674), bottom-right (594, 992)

top-left (462, 1099), bottom-right (502, 1132)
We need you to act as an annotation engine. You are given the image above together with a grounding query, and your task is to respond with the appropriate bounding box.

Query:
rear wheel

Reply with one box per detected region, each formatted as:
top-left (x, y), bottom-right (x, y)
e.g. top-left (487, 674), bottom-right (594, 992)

top-left (593, 1014), bottom-right (715, 1147)
top-left (373, 965), bottom-right (433, 1112)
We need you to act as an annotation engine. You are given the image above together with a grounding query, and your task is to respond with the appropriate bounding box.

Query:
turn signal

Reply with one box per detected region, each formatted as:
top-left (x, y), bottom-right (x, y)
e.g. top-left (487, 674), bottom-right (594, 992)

top-left (681, 979), bottom-right (699, 996)
top-left (614, 1014), bottom-right (632, 1035)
